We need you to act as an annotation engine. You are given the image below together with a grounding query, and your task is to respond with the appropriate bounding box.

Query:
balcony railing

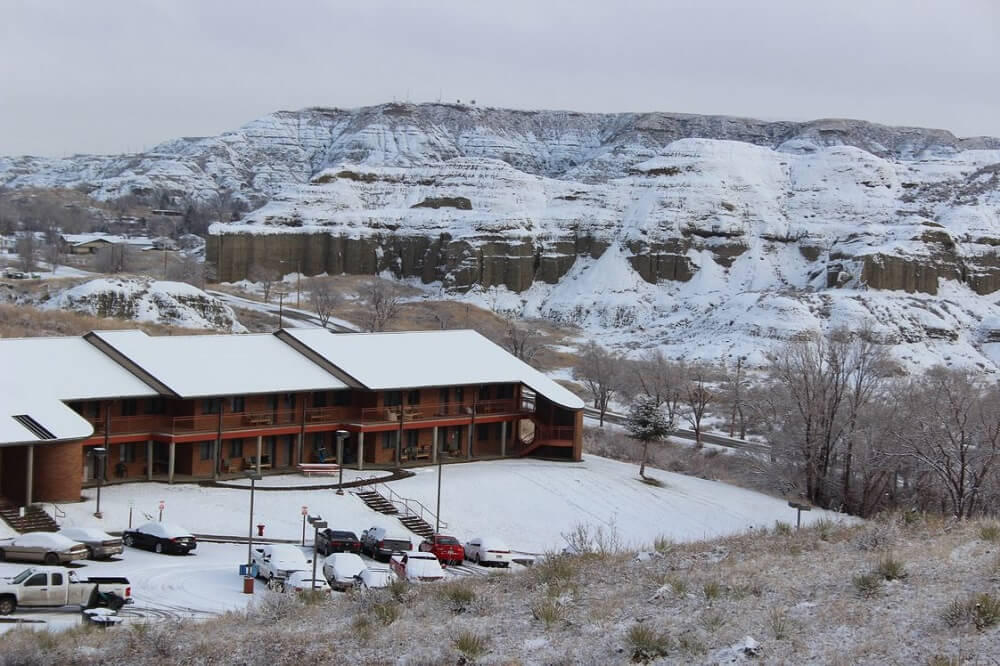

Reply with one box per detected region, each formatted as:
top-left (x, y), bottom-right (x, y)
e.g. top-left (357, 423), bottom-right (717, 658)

top-left (85, 400), bottom-right (535, 438)
top-left (534, 425), bottom-right (576, 442)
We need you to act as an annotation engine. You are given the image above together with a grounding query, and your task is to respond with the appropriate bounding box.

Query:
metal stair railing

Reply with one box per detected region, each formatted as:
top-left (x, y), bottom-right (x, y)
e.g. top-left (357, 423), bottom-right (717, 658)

top-left (353, 476), bottom-right (446, 531)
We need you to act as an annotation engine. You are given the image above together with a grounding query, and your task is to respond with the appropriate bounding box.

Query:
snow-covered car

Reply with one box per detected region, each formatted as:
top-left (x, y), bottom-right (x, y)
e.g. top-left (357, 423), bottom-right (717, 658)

top-left (252, 544), bottom-right (310, 582)
top-left (360, 526), bottom-right (412, 561)
top-left (390, 551), bottom-right (444, 582)
top-left (0, 532), bottom-right (89, 564)
top-left (463, 537), bottom-right (513, 567)
top-left (353, 566), bottom-right (396, 589)
top-left (58, 527), bottom-right (123, 559)
top-left (122, 522), bottom-right (196, 555)
top-left (322, 552), bottom-right (366, 590)
top-left (282, 571), bottom-right (330, 594)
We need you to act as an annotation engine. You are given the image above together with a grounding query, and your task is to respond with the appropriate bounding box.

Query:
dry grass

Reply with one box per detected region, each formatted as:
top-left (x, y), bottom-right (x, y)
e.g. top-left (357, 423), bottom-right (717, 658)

top-left (5, 517), bottom-right (1000, 663)
top-left (0, 303), bottom-right (210, 338)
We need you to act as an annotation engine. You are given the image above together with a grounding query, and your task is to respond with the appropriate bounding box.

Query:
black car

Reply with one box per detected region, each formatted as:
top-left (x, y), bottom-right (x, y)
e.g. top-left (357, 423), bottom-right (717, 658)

top-left (315, 529), bottom-right (361, 556)
top-left (122, 522), bottom-right (197, 555)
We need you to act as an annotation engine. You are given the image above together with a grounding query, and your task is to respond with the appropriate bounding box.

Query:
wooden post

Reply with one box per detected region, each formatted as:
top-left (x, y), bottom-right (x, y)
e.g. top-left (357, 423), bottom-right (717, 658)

top-left (357, 431), bottom-right (364, 471)
top-left (168, 442), bottom-right (175, 484)
top-left (500, 421), bottom-right (507, 458)
top-left (256, 435), bottom-right (263, 476)
top-left (146, 440), bottom-right (153, 480)
top-left (214, 408), bottom-right (223, 480)
top-left (432, 426), bottom-right (439, 464)
top-left (25, 444), bottom-right (34, 506)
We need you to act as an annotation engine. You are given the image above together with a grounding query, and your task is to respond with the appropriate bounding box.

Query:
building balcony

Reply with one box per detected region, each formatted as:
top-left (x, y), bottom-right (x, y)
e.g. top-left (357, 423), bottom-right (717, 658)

top-left (355, 399), bottom-right (530, 425)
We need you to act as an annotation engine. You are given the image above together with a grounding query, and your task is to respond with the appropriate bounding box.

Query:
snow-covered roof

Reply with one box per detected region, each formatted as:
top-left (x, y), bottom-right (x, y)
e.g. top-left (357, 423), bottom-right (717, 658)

top-left (87, 330), bottom-right (348, 398)
top-left (282, 329), bottom-right (585, 410)
top-left (0, 337), bottom-right (158, 446)
top-left (61, 233), bottom-right (155, 248)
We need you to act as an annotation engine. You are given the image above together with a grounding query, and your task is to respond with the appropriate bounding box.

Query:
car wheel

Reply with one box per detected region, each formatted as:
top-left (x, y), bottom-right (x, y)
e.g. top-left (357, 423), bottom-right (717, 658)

top-left (473, 553), bottom-right (480, 564)
top-left (501, 562), bottom-right (510, 568)
top-left (0, 596), bottom-right (15, 615)
top-left (85, 546), bottom-right (95, 560)
top-left (123, 535), bottom-right (134, 547)
top-left (44, 552), bottom-right (59, 565)
top-left (154, 542), bottom-right (163, 554)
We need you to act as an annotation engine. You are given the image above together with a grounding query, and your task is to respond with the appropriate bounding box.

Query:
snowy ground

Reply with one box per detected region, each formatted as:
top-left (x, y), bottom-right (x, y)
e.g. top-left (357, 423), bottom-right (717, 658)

top-left (3, 455), bottom-right (847, 632)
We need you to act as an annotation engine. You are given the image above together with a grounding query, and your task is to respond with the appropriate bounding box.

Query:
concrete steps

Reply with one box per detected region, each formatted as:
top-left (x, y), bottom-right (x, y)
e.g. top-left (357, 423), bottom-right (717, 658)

top-left (0, 498), bottom-right (59, 533)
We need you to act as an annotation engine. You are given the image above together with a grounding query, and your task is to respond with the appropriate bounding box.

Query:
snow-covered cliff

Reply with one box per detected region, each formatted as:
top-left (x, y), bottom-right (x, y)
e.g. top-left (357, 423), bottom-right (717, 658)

top-left (3, 103), bottom-right (1000, 370)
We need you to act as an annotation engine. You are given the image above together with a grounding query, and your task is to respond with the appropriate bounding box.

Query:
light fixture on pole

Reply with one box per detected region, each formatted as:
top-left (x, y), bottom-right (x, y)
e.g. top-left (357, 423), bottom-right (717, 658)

top-left (92, 447), bottom-right (107, 518)
top-left (335, 430), bottom-right (348, 494)
top-left (307, 515), bottom-right (327, 591)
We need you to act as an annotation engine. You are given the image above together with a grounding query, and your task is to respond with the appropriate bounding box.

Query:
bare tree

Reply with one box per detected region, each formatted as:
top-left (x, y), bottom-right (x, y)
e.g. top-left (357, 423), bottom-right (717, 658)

top-left (890, 368), bottom-right (1000, 519)
top-left (682, 370), bottom-right (714, 449)
top-left (626, 395), bottom-right (673, 478)
top-left (16, 233), bottom-right (38, 273)
top-left (307, 278), bottom-right (340, 329)
top-left (722, 356), bottom-right (750, 439)
top-left (364, 281), bottom-right (402, 332)
top-left (573, 342), bottom-right (623, 426)
top-left (625, 350), bottom-right (684, 426)
top-left (503, 317), bottom-right (545, 363)
top-left (166, 254), bottom-right (205, 289)
top-left (95, 243), bottom-right (132, 274)
top-left (249, 266), bottom-right (279, 303)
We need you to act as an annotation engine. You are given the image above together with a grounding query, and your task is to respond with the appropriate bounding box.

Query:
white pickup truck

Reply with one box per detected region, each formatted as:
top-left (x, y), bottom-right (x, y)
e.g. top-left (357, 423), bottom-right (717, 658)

top-left (0, 566), bottom-right (132, 614)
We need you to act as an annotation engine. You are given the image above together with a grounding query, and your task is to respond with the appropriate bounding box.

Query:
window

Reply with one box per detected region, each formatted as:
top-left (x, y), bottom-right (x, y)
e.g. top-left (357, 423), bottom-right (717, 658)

top-left (384, 391), bottom-right (402, 407)
top-left (381, 431), bottom-right (398, 450)
top-left (283, 393), bottom-right (296, 410)
top-left (478, 386), bottom-right (490, 401)
top-left (231, 396), bottom-right (245, 413)
top-left (199, 442), bottom-right (212, 460)
top-left (439, 388), bottom-right (449, 405)
top-left (202, 399), bottom-right (221, 415)
top-left (496, 384), bottom-right (514, 400)
top-left (121, 399), bottom-right (137, 417)
top-left (51, 573), bottom-right (63, 586)
top-left (25, 573), bottom-right (47, 587)
top-left (120, 443), bottom-right (136, 463)
top-left (312, 392), bottom-right (327, 408)
top-left (87, 402), bottom-right (100, 419)
top-left (407, 390), bottom-right (420, 405)
top-left (313, 433), bottom-right (325, 450)
top-left (266, 395), bottom-right (278, 411)
top-left (229, 439), bottom-right (244, 458)
top-left (407, 430), bottom-right (419, 447)
top-left (145, 397), bottom-right (165, 414)
top-left (333, 391), bottom-right (351, 407)
top-left (454, 387), bottom-right (464, 403)
top-left (477, 424), bottom-right (490, 441)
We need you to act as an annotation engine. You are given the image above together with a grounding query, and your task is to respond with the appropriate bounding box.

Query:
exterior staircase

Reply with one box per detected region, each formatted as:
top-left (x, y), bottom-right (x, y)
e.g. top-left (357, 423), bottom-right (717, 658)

top-left (398, 514), bottom-right (434, 539)
top-left (355, 490), bottom-right (399, 515)
top-left (0, 498), bottom-right (59, 533)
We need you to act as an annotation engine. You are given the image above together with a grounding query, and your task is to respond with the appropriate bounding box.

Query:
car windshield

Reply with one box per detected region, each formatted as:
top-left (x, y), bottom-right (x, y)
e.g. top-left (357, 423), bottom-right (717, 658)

top-left (436, 536), bottom-right (460, 545)
top-left (10, 569), bottom-right (34, 584)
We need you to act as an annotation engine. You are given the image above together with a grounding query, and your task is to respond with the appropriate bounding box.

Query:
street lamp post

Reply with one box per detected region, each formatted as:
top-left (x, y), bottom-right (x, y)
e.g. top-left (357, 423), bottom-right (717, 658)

top-left (435, 438), bottom-right (443, 534)
top-left (245, 471), bottom-right (262, 569)
top-left (335, 430), bottom-right (348, 495)
top-left (307, 515), bottom-right (327, 591)
top-left (92, 447), bottom-right (107, 519)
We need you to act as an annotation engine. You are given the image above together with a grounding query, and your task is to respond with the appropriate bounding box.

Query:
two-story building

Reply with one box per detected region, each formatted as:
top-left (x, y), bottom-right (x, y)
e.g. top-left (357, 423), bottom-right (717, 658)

top-left (0, 329), bottom-right (584, 506)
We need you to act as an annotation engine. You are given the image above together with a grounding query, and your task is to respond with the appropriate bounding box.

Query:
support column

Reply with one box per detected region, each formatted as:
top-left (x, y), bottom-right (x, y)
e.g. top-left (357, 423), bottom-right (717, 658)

top-left (212, 440), bottom-right (220, 480)
top-left (256, 436), bottom-right (263, 476)
top-left (146, 440), bottom-right (153, 481)
top-left (295, 432), bottom-right (303, 466)
top-left (501, 421), bottom-right (507, 458)
top-left (357, 431), bottom-right (364, 471)
top-left (25, 445), bottom-right (34, 506)
top-left (466, 425), bottom-right (473, 460)
top-left (168, 442), bottom-right (175, 484)
top-left (432, 427), bottom-right (439, 464)
top-left (336, 437), bottom-right (343, 466)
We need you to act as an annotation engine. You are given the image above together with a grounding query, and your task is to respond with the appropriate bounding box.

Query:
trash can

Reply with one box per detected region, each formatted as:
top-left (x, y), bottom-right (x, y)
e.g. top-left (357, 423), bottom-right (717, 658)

top-left (257, 524), bottom-right (265, 537)
top-left (243, 576), bottom-right (254, 594)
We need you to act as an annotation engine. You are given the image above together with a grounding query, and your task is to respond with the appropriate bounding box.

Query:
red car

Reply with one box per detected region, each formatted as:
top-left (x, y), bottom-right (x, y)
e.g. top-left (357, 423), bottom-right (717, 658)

top-left (418, 534), bottom-right (465, 566)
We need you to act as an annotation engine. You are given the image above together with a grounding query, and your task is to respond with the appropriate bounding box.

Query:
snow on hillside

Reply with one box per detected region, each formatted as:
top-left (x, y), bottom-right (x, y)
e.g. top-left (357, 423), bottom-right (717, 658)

top-left (60, 456), bottom-right (845, 554)
top-left (42, 278), bottom-right (247, 332)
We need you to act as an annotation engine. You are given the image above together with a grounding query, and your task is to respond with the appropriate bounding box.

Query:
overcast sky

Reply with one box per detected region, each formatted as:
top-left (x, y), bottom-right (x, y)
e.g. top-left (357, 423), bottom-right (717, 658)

top-left (1, 0), bottom-right (997, 156)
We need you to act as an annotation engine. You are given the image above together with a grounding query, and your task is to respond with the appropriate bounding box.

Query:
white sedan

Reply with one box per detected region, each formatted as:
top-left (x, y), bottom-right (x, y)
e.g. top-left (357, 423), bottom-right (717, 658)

top-left (322, 552), bottom-right (366, 590)
top-left (463, 537), bottom-right (513, 567)
top-left (390, 551), bottom-right (444, 582)
top-left (355, 566), bottom-right (396, 589)
top-left (283, 571), bottom-right (330, 594)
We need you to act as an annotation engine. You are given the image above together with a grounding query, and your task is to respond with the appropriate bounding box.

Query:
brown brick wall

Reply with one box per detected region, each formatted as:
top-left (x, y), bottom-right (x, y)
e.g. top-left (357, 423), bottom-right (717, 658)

top-left (34, 442), bottom-right (83, 503)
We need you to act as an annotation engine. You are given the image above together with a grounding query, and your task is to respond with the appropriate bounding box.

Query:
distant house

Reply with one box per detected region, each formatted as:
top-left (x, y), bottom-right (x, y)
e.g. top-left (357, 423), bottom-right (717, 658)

top-left (60, 233), bottom-right (156, 255)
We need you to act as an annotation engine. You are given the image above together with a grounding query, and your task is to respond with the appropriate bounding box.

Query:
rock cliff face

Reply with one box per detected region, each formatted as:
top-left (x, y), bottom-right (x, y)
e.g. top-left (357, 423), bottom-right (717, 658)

top-left (3, 103), bottom-right (1000, 369)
